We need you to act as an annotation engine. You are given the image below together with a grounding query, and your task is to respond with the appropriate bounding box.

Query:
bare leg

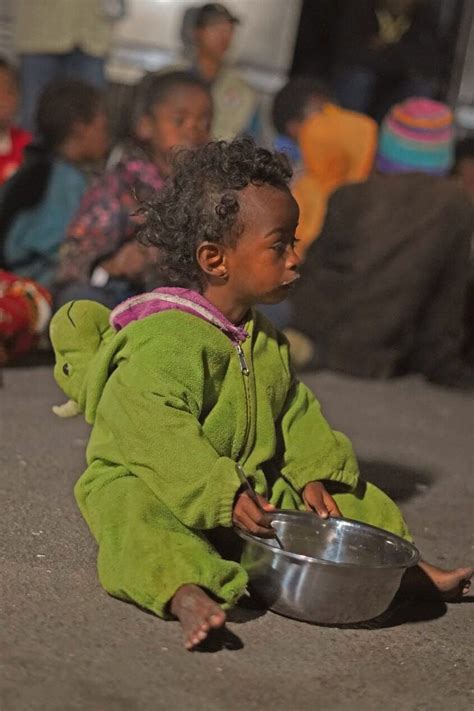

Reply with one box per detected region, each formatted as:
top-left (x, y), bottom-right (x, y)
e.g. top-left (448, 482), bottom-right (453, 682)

top-left (401, 561), bottom-right (472, 600)
top-left (170, 584), bottom-right (226, 650)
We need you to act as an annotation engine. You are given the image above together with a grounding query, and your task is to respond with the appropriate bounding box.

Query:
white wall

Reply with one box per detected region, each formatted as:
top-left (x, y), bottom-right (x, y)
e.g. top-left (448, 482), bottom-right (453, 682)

top-left (108, 0), bottom-right (302, 88)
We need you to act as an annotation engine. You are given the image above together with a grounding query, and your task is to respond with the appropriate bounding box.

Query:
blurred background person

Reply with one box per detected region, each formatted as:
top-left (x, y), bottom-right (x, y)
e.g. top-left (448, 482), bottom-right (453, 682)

top-left (0, 80), bottom-right (108, 290)
top-left (290, 98), bottom-right (474, 390)
top-left (332, 0), bottom-right (441, 120)
top-left (15, 0), bottom-right (126, 133)
top-left (272, 77), bottom-right (378, 255)
top-left (181, 2), bottom-right (259, 139)
top-left (0, 56), bottom-right (31, 185)
top-left (55, 70), bottom-right (212, 309)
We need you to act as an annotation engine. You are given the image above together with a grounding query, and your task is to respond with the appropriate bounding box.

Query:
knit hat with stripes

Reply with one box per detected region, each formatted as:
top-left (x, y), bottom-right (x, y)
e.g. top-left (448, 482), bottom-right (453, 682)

top-left (377, 98), bottom-right (454, 176)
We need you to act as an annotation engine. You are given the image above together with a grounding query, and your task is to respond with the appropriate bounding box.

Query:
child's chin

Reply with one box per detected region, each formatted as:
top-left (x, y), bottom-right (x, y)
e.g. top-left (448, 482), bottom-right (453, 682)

top-left (258, 290), bottom-right (288, 305)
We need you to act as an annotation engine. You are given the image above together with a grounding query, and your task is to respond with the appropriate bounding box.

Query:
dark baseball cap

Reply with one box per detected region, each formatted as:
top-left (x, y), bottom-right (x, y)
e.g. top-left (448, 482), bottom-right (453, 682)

top-left (195, 3), bottom-right (240, 28)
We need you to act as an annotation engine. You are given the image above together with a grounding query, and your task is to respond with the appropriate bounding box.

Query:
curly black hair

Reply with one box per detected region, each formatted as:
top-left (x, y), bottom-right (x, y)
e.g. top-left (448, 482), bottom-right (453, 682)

top-left (138, 138), bottom-right (292, 289)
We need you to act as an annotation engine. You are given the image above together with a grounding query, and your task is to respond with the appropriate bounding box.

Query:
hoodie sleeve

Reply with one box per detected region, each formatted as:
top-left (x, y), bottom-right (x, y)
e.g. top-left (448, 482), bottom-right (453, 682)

top-left (87, 353), bottom-right (243, 531)
top-left (275, 335), bottom-right (360, 493)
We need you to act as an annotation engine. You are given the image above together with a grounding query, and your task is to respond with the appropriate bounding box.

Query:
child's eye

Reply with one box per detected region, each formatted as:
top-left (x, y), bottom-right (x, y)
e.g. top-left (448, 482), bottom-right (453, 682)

top-left (171, 115), bottom-right (185, 127)
top-left (271, 241), bottom-right (287, 256)
top-left (272, 236), bottom-right (299, 255)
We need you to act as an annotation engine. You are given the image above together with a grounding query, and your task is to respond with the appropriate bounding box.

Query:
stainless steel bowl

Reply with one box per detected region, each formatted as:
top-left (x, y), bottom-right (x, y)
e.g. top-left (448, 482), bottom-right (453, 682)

top-left (237, 511), bottom-right (420, 624)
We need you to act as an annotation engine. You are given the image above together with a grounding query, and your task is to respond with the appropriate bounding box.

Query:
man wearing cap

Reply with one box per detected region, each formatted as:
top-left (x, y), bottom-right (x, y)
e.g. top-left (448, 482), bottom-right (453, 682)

top-left (181, 3), bottom-right (259, 140)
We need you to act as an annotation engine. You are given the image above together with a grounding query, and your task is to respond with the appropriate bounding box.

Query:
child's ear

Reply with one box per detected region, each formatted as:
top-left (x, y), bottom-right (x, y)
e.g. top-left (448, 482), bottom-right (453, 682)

top-left (135, 114), bottom-right (153, 142)
top-left (196, 241), bottom-right (228, 279)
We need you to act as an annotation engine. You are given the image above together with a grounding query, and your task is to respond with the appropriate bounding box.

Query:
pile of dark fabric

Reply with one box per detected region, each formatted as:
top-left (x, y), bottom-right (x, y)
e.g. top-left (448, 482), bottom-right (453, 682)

top-left (291, 173), bottom-right (474, 387)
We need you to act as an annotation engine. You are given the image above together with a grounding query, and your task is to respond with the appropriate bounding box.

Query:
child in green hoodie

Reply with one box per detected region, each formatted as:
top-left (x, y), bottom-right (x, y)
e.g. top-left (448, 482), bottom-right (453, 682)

top-left (50, 138), bottom-right (472, 651)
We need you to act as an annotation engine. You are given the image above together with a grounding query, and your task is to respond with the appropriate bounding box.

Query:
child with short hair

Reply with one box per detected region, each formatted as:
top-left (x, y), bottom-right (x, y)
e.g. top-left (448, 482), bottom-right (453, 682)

top-left (54, 70), bottom-right (213, 308)
top-left (272, 77), bottom-right (377, 255)
top-left (0, 57), bottom-right (31, 184)
top-left (0, 79), bottom-right (107, 288)
top-left (50, 138), bottom-right (471, 651)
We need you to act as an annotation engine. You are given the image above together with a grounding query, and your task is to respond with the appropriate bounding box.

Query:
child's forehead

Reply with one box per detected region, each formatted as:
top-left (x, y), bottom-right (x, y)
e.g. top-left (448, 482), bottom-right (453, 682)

top-left (238, 182), bottom-right (298, 222)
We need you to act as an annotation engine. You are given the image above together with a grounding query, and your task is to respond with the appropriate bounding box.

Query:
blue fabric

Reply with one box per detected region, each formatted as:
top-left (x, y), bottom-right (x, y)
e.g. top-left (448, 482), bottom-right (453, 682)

top-left (54, 279), bottom-right (136, 310)
top-left (333, 68), bottom-right (437, 122)
top-left (245, 109), bottom-right (263, 142)
top-left (257, 300), bottom-right (292, 330)
top-left (273, 135), bottom-right (302, 167)
top-left (20, 50), bottom-right (105, 133)
top-left (3, 159), bottom-right (87, 287)
top-left (333, 67), bottom-right (376, 114)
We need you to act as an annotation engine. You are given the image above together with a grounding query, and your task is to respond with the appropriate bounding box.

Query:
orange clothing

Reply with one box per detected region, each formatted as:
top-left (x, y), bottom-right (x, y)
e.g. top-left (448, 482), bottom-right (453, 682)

top-left (293, 103), bottom-right (377, 256)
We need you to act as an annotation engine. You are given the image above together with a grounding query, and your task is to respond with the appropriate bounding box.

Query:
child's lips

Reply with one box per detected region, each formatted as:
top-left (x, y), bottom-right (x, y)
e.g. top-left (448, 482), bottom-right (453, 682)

top-left (280, 274), bottom-right (301, 288)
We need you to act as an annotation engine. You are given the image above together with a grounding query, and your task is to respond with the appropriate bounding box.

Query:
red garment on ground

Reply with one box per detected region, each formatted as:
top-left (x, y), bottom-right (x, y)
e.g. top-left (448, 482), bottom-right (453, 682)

top-left (0, 270), bottom-right (51, 362)
top-left (0, 126), bottom-right (32, 184)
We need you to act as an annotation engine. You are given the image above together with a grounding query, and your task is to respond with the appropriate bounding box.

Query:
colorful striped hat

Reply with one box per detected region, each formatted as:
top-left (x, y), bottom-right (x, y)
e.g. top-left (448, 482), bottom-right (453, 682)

top-left (377, 98), bottom-right (454, 176)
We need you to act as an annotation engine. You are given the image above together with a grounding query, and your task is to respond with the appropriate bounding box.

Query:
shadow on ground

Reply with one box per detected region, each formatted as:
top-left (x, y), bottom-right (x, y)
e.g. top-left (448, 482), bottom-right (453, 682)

top-left (196, 594), bottom-right (474, 651)
top-left (359, 459), bottom-right (434, 502)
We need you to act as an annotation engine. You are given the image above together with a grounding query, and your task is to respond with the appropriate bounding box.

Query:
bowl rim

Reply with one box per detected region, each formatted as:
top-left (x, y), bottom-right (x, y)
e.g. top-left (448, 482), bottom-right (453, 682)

top-left (236, 512), bottom-right (420, 570)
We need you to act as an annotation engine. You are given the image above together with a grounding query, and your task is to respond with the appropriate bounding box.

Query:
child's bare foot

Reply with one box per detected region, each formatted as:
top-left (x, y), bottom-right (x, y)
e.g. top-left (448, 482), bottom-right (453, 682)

top-left (401, 561), bottom-right (472, 600)
top-left (170, 584), bottom-right (226, 650)
top-left (418, 562), bottom-right (472, 599)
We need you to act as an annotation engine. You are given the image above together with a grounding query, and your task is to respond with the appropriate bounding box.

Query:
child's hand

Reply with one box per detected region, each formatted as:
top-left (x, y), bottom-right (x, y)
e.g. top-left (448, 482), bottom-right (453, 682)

top-left (302, 481), bottom-right (342, 519)
top-left (232, 492), bottom-right (276, 538)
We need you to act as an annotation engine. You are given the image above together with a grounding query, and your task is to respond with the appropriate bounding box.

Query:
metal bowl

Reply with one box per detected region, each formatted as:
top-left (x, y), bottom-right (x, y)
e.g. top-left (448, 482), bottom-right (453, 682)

top-left (237, 511), bottom-right (420, 625)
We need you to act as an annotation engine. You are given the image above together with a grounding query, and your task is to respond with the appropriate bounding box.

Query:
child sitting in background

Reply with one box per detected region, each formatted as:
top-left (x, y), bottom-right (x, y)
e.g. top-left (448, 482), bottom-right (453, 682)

top-left (272, 77), bottom-right (377, 256)
top-left (0, 57), bottom-right (31, 185)
top-left (54, 70), bottom-right (213, 309)
top-left (50, 138), bottom-right (471, 651)
top-left (0, 79), bottom-right (108, 289)
top-left (291, 98), bottom-right (474, 389)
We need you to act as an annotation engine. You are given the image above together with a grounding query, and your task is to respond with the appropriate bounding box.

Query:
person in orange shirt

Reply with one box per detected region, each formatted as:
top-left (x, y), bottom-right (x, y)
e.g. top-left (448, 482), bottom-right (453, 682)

top-left (272, 78), bottom-right (377, 256)
top-left (0, 57), bottom-right (31, 184)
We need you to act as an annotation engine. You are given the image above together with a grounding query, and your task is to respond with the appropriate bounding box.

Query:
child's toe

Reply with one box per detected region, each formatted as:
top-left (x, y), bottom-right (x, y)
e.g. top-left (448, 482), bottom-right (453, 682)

top-left (209, 611), bottom-right (226, 628)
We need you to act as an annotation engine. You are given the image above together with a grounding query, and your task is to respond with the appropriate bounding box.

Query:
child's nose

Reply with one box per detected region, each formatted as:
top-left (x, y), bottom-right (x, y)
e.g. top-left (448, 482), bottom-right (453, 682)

top-left (183, 122), bottom-right (202, 143)
top-left (287, 245), bottom-right (302, 269)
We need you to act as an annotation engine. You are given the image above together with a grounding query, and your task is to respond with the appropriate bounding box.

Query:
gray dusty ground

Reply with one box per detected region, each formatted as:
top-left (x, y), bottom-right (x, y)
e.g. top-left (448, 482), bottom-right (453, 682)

top-left (1, 366), bottom-right (473, 711)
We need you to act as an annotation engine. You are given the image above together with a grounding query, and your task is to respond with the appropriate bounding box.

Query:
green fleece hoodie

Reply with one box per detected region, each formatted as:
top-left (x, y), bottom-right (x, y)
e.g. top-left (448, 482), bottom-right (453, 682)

top-left (50, 297), bottom-right (410, 617)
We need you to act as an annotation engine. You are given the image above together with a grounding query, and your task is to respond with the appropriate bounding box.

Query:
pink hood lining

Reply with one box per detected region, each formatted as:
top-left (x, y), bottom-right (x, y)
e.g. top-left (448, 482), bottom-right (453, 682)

top-left (109, 287), bottom-right (248, 345)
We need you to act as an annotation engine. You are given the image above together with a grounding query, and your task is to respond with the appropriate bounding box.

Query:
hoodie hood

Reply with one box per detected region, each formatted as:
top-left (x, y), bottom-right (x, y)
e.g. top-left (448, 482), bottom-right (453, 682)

top-left (110, 287), bottom-right (248, 345)
top-left (50, 290), bottom-right (249, 424)
top-left (49, 300), bottom-right (118, 424)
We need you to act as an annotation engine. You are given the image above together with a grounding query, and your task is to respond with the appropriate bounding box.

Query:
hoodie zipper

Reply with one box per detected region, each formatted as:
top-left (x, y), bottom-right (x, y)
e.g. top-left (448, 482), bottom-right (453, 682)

top-left (236, 343), bottom-right (249, 375)
top-left (235, 342), bottom-right (253, 463)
